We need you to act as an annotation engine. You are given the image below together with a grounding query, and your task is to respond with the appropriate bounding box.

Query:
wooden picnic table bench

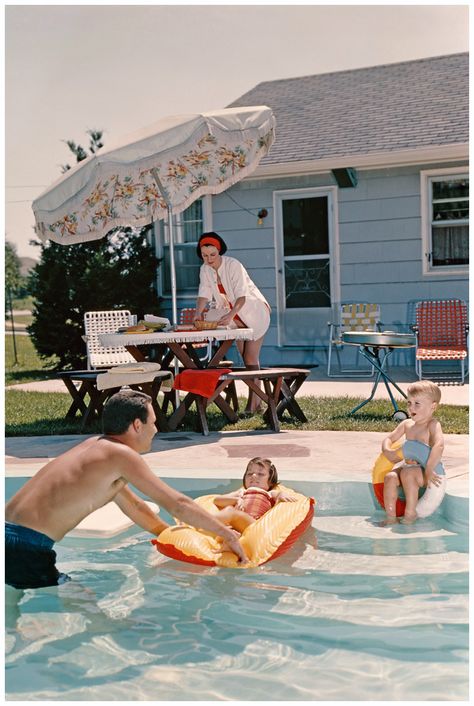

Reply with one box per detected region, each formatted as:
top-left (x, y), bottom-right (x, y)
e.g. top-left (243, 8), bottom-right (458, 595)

top-left (58, 369), bottom-right (173, 432)
top-left (169, 367), bottom-right (309, 435)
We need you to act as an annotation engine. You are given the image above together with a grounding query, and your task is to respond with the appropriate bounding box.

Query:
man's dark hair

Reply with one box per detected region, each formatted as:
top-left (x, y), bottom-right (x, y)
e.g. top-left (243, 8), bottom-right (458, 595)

top-left (102, 389), bottom-right (152, 435)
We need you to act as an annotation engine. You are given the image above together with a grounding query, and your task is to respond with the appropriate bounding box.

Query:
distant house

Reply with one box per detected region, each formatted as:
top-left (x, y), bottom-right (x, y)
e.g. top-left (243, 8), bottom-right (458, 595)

top-left (154, 53), bottom-right (468, 367)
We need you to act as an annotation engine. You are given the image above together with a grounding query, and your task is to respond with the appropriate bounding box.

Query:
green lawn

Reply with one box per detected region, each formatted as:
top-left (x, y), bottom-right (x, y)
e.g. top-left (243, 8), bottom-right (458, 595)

top-left (5, 333), bottom-right (59, 385)
top-left (4, 332), bottom-right (469, 437)
top-left (5, 389), bottom-right (468, 437)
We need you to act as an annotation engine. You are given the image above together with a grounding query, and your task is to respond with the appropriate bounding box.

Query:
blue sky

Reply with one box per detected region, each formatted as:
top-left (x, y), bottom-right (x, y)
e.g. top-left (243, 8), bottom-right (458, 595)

top-left (5, 3), bottom-right (469, 259)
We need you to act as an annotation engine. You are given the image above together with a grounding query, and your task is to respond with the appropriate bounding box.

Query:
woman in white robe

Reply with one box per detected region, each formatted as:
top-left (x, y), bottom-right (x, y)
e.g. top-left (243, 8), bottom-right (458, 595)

top-left (194, 232), bottom-right (271, 413)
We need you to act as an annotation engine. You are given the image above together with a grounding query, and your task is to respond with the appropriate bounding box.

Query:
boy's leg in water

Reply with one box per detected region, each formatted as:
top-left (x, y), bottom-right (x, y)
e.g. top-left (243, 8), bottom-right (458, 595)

top-left (400, 465), bottom-right (424, 523)
top-left (382, 470), bottom-right (400, 524)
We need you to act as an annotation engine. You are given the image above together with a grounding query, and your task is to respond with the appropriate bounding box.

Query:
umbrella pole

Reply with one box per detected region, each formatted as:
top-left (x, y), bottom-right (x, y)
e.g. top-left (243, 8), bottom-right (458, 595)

top-left (167, 207), bottom-right (178, 327)
top-left (167, 207), bottom-right (181, 408)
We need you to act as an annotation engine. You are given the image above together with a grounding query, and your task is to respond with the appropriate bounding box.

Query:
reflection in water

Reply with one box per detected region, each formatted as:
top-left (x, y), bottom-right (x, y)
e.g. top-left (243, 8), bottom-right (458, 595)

top-left (5, 505), bottom-right (468, 701)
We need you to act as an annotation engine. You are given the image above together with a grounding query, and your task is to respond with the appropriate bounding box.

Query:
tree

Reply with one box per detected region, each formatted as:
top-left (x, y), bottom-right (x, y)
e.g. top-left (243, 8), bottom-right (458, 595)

top-left (60, 129), bottom-right (104, 172)
top-left (5, 241), bottom-right (22, 296)
top-left (5, 240), bottom-right (23, 365)
top-left (28, 131), bottom-right (161, 369)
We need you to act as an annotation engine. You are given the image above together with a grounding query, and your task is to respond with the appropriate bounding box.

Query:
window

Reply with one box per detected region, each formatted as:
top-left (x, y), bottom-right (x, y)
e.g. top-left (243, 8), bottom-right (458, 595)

top-left (422, 170), bottom-right (469, 274)
top-left (156, 199), bottom-right (208, 295)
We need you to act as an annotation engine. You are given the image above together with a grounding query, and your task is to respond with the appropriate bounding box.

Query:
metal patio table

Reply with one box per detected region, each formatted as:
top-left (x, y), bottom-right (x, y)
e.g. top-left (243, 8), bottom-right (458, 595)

top-left (342, 331), bottom-right (416, 419)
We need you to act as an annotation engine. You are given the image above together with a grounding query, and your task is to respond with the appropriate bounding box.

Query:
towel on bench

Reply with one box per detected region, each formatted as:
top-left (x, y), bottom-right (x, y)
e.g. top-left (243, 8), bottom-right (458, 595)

top-left (97, 362), bottom-right (173, 391)
top-left (173, 369), bottom-right (231, 397)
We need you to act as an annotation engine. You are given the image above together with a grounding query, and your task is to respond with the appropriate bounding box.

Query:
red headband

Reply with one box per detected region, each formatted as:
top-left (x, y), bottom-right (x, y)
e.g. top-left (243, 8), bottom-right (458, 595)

top-left (200, 236), bottom-right (221, 251)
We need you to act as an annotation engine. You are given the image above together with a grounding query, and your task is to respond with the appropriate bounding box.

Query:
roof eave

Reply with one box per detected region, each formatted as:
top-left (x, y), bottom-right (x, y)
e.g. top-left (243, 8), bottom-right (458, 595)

top-left (249, 143), bottom-right (468, 179)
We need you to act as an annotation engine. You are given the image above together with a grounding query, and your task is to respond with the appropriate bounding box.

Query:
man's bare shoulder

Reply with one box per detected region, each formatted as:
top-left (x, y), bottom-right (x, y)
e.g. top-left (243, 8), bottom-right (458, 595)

top-left (66, 435), bottom-right (139, 464)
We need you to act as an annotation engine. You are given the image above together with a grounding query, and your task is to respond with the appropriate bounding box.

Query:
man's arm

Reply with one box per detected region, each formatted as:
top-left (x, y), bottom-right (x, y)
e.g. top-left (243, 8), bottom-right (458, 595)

top-left (114, 485), bottom-right (169, 535)
top-left (118, 452), bottom-right (248, 562)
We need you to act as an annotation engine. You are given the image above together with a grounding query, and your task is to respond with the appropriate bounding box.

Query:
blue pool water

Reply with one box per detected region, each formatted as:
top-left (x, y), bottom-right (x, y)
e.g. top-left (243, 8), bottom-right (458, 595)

top-left (5, 478), bottom-right (469, 701)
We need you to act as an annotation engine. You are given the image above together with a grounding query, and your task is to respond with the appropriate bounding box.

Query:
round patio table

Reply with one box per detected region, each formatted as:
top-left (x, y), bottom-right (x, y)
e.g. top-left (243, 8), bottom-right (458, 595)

top-left (342, 331), bottom-right (416, 419)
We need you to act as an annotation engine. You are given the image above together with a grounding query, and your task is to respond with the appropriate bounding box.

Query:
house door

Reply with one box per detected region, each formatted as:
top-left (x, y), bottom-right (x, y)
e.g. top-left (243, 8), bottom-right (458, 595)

top-left (274, 187), bottom-right (338, 348)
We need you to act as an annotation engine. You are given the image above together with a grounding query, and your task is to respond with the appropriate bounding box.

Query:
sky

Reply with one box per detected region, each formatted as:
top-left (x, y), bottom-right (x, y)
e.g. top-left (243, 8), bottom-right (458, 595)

top-left (4, 2), bottom-right (469, 260)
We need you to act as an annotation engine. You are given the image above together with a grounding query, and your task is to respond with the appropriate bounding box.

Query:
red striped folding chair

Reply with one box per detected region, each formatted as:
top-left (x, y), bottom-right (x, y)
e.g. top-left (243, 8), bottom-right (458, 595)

top-left (414, 299), bottom-right (469, 384)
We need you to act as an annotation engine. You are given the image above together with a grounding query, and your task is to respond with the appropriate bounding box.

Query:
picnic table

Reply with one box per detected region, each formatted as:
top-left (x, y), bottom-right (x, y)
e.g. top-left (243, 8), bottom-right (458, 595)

top-left (98, 327), bottom-right (254, 369)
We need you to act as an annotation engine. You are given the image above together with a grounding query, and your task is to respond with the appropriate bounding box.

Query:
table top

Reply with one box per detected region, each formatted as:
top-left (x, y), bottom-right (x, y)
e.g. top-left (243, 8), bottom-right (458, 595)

top-left (99, 327), bottom-right (254, 347)
top-left (342, 331), bottom-right (416, 348)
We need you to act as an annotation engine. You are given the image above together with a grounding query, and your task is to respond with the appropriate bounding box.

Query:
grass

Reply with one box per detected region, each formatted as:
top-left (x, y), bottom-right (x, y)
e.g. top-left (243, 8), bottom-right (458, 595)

top-left (5, 334), bottom-right (59, 385)
top-left (4, 330), bottom-right (469, 437)
top-left (5, 390), bottom-right (468, 437)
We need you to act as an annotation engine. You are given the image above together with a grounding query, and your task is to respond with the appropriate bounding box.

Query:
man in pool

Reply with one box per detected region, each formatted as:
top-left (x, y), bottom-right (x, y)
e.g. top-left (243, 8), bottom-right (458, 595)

top-left (5, 389), bottom-right (248, 589)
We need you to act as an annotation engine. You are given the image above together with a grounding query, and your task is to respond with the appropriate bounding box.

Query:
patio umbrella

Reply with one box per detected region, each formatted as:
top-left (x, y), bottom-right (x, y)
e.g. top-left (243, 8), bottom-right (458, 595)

top-left (32, 106), bottom-right (276, 324)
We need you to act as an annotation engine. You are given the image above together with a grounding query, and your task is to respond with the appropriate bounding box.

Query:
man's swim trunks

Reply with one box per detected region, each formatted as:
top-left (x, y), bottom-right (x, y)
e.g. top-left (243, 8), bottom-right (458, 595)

top-left (5, 522), bottom-right (71, 589)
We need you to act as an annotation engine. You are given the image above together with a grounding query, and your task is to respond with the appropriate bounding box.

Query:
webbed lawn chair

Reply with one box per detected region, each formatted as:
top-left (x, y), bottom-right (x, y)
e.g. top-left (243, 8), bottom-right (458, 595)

top-left (327, 302), bottom-right (381, 377)
top-left (414, 299), bottom-right (469, 384)
top-left (84, 309), bottom-right (136, 369)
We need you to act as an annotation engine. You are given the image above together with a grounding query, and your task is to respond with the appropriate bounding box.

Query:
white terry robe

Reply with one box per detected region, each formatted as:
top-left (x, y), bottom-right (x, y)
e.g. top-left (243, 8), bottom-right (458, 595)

top-left (198, 256), bottom-right (270, 340)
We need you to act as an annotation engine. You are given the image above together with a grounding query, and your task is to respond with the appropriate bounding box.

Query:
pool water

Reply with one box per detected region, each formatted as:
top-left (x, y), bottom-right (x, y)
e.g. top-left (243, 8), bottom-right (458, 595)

top-left (5, 478), bottom-right (469, 701)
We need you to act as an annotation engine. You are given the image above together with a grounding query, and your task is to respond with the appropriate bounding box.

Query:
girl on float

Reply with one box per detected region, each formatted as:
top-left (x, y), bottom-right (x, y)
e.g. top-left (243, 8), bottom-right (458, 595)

top-left (212, 457), bottom-right (297, 534)
top-left (193, 232), bottom-right (271, 414)
top-left (381, 380), bottom-right (445, 524)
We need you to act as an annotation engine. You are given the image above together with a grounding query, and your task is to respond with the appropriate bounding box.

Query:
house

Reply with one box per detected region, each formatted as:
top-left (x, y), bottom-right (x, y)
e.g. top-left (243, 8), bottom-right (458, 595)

top-left (154, 53), bottom-right (468, 368)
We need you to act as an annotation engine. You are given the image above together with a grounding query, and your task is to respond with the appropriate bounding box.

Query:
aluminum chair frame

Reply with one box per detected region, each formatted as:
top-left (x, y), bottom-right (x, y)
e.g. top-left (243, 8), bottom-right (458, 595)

top-left (327, 302), bottom-right (381, 378)
top-left (413, 299), bottom-right (469, 384)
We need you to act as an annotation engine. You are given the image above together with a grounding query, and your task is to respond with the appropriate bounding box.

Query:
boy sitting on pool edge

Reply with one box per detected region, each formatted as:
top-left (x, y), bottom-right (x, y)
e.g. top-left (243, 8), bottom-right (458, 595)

top-left (381, 380), bottom-right (445, 524)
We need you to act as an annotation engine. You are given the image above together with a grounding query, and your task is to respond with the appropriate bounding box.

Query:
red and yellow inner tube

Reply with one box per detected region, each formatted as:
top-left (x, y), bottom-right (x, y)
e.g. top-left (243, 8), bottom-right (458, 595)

top-left (152, 485), bottom-right (315, 568)
top-left (372, 440), bottom-right (406, 516)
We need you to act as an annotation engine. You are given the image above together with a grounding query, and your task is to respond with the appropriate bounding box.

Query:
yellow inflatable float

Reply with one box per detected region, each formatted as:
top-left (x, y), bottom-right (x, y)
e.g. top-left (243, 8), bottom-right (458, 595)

top-left (152, 485), bottom-right (315, 568)
top-left (372, 439), bottom-right (447, 518)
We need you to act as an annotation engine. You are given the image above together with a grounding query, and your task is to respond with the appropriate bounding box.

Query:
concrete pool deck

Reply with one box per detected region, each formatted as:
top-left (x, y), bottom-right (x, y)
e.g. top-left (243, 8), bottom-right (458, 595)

top-left (6, 367), bottom-right (469, 501)
top-left (5, 428), bottom-right (469, 501)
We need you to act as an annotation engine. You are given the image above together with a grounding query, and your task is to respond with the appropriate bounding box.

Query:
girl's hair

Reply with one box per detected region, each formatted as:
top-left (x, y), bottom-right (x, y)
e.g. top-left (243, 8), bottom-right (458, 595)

top-left (243, 457), bottom-right (279, 490)
top-left (407, 380), bottom-right (441, 404)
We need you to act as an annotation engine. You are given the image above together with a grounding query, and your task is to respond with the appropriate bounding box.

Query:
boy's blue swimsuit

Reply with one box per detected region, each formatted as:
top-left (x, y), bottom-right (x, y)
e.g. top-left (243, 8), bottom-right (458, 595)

top-left (403, 440), bottom-right (445, 476)
top-left (5, 522), bottom-right (71, 589)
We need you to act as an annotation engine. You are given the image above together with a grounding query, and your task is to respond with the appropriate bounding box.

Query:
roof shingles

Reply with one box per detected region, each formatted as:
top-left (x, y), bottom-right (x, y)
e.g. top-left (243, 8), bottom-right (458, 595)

top-left (228, 53), bottom-right (468, 164)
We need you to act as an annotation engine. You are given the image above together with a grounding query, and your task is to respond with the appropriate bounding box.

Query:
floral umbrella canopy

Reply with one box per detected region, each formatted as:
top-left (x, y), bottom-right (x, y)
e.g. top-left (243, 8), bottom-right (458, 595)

top-left (32, 106), bottom-right (276, 323)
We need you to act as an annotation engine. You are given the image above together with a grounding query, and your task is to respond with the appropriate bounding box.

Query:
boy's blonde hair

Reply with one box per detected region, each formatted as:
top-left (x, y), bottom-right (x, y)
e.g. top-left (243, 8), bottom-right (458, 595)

top-left (407, 380), bottom-right (441, 405)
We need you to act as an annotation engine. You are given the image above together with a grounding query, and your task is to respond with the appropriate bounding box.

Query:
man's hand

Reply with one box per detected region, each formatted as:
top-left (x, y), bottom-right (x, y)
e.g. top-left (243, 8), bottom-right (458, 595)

top-left (222, 530), bottom-right (248, 563)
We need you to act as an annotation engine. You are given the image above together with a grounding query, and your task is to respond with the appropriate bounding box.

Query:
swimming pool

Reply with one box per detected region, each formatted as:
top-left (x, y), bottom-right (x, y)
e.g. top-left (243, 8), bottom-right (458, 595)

top-left (5, 477), bottom-right (468, 701)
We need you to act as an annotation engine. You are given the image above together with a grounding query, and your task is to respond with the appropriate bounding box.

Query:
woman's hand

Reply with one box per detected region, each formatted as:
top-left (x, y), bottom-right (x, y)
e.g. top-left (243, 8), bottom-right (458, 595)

top-left (193, 311), bottom-right (205, 323)
top-left (217, 311), bottom-right (235, 327)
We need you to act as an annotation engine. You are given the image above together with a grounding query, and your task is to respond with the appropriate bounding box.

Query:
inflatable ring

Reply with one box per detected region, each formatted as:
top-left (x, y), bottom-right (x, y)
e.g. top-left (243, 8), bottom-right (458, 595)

top-left (152, 485), bottom-right (315, 568)
top-left (372, 439), bottom-right (447, 518)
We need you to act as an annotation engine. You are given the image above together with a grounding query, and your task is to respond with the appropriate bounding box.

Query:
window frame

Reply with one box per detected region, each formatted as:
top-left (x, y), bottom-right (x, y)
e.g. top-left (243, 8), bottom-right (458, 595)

top-left (420, 167), bottom-right (469, 277)
top-left (155, 196), bottom-right (212, 298)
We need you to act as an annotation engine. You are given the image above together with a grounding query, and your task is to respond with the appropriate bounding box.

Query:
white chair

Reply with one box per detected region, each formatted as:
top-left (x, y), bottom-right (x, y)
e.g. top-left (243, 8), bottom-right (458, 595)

top-left (327, 302), bottom-right (381, 377)
top-left (84, 310), bottom-right (136, 369)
